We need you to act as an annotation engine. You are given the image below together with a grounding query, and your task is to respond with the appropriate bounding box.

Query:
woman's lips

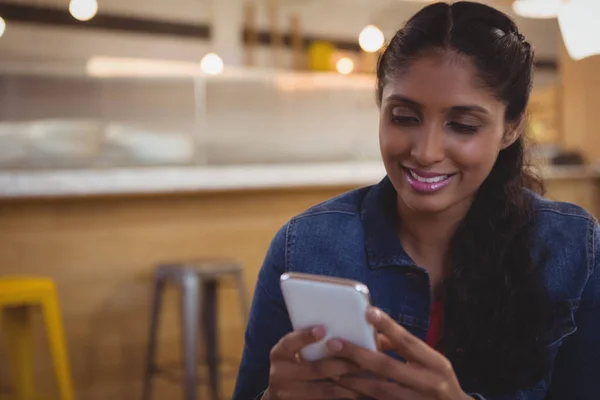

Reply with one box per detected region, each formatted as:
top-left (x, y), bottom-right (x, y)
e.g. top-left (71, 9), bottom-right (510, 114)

top-left (403, 167), bottom-right (455, 193)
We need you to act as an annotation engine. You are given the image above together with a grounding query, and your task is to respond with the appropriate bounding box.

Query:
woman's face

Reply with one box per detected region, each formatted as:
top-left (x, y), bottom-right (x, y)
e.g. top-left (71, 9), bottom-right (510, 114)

top-left (379, 50), bottom-right (520, 216)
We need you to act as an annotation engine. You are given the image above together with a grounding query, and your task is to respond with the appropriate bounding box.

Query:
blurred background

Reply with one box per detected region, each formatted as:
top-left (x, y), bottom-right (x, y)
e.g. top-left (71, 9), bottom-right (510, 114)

top-left (0, 0), bottom-right (598, 399)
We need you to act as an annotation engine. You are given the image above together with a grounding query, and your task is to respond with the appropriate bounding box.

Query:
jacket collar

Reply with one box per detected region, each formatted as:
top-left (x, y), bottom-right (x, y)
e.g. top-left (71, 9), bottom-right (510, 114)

top-left (360, 176), bottom-right (417, 270)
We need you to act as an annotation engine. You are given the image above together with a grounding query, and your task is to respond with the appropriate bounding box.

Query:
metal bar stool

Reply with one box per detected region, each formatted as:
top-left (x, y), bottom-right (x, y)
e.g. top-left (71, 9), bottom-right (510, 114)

top-left (141, 260), bottom-right (249, 400)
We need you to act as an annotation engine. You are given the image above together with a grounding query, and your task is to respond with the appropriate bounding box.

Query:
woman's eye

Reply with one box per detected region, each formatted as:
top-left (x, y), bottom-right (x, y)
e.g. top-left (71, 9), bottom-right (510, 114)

top-left (391, 116), bottom-right (420, 126)
top-left (448, 122), bottom-right (479, 134)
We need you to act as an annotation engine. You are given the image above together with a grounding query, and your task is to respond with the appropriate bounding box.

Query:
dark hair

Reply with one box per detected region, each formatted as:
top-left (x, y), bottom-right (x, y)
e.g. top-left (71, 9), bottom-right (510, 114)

top-left (376, 1), bottom-right (548, 395)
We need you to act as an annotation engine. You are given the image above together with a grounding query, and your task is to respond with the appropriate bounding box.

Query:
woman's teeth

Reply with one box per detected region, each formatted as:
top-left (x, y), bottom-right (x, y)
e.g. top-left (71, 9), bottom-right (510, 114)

top-left (409, 170), bottom-right (449, 183)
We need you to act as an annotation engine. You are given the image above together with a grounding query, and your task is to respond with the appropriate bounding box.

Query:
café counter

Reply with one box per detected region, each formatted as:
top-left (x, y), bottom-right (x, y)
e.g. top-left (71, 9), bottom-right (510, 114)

top-left (0, 161), bottom-right (598, 399)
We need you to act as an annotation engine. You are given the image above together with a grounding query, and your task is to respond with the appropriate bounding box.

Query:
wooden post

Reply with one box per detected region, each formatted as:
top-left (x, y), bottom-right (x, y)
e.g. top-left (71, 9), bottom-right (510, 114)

top-left (267, 0), bottom-right (283, 68)
top-left (289, 14), bottom-right (304, 70)
top-left (243, 1), bottom-right (257, 67)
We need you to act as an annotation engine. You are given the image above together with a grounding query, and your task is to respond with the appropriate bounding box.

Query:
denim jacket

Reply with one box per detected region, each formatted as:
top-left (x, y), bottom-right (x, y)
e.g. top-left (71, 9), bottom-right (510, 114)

top-left (233, 177), bottom-right (600, 400)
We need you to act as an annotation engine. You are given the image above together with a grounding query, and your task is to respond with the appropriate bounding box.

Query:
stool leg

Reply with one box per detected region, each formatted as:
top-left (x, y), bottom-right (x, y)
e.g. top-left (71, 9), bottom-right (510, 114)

top-left (181, 275), bottom-right (200, 400)
top-left (235, 271), bottom-right (250, 323)
top-left (142, 278), bottom-right (166, 400)
top-left (42, 294), bottom-right (75, 400)
top-left (4, 306), bottom-right (37, 400)
top-left (202, 280), bottom-right (219, 400)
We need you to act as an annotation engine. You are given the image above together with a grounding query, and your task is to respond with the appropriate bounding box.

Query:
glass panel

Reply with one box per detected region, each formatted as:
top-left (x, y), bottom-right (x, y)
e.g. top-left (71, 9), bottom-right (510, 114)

top-left (0, 59), bottom-right (381, 170)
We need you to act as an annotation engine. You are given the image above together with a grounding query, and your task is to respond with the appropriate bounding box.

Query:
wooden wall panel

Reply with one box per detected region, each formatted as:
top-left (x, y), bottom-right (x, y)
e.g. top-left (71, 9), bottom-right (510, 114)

top-left (545, 178), bottom-right (600, 218)
top-left (559, 40), bottom-right (600, 163)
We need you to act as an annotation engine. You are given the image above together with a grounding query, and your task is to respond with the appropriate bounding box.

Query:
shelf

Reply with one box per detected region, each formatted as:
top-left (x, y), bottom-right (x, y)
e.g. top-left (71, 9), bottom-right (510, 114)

top-left (0, 57), bottom-right (376, 88)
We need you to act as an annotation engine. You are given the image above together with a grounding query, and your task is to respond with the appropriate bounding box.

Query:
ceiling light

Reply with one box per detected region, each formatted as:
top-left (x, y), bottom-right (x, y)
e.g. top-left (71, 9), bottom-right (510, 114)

top-left (558, 0), bottom-right (600, 60)
top-left (0, 17), bottom-right (5, 38)
top-left (200, 53), bottom-right (224, 75)
top-left (358, 25), bottom-right (384, 53)
top-left (512, 0), bottom-right (561, 19)
top-left (336, 57), bottom-right (354, 75)
top-left (69, 0), bottom-right (98, 22)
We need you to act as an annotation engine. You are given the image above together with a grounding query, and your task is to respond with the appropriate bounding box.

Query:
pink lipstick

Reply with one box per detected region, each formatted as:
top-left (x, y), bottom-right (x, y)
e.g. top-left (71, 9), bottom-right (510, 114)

top-left (404, 168), bottom-right (454, 193)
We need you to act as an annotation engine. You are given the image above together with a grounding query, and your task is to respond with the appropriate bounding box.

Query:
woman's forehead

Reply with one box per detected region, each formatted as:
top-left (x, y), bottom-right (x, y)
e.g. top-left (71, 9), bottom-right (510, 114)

top-left (382, 50), bottom-right (503, 112)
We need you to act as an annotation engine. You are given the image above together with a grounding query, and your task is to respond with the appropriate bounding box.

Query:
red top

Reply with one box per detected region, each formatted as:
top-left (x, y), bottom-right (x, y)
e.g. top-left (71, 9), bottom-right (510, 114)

top-left (425, 300), bottom-right (444, 350)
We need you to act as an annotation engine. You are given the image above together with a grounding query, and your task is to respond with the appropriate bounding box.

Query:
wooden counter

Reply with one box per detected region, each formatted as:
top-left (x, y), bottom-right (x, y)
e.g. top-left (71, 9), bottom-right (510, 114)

top-left (0, 185), bottom-right (356, 399)
top-left (0, 164), bottom-right (598, 399)
top-left (545, 175), bottom-right (600, 217)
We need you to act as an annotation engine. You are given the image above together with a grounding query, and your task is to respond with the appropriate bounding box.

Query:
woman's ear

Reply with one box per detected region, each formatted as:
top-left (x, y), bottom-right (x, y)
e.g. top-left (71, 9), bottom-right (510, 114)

top-left (501, 114), bottom-right (525, 150)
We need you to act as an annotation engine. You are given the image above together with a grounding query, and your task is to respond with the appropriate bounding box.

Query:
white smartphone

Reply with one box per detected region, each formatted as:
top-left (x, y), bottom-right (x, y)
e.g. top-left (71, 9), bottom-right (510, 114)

top-left (280, 272), bottom-right (377, 362)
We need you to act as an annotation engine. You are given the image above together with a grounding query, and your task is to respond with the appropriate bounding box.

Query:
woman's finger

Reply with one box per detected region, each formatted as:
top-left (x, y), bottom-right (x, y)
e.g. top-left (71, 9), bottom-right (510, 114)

top-left (270, 380), bottom-right (360, 399)
top-left (377, 333), bottom-right (394, 352)
top-left (270, 326), bottom-right (326, 361)
top-left (338, 375), bottom-right (417, 400)
top-left (327, 338), bottom-right (434, 392)
top-left (271, 358), bottom-right (359, 381)
top-left (367, 308), bottom-right (446, 370)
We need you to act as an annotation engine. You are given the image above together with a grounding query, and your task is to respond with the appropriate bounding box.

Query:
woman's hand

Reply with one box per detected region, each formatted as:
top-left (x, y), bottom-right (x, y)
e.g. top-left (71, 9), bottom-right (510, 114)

top-left (326, 308), bottom-right (472, 400)
top-left (264, 325), bottom-right (361, 400)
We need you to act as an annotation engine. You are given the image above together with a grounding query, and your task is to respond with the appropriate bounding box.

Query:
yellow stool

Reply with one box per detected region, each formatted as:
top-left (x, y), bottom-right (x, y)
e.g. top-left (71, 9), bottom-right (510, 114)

top-left (0, 277), bottom-right (75, 400)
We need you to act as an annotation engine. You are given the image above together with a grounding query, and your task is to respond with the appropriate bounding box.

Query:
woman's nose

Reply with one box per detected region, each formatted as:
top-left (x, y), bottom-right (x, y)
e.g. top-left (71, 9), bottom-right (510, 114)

top-left (410, 127), bottom-right (445, 166)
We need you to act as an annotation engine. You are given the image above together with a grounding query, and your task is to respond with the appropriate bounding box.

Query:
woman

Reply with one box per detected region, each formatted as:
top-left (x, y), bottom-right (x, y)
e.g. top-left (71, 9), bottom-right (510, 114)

top-left (234, 2), bottom-right (600, 399)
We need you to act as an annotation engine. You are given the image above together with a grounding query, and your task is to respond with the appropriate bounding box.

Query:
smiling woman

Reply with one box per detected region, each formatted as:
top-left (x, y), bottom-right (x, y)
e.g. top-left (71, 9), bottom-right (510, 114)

top-left (233, 2), bottom-right (600, 400)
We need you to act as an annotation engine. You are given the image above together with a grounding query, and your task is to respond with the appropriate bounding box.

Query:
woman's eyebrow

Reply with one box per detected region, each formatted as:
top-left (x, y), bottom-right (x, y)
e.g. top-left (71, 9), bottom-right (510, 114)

top-left (451, 105), bottom-right (490, 115)
top-left (385, 94), bottom-right (422, 109)
top-left (385, 94), bottom-right (490, 115)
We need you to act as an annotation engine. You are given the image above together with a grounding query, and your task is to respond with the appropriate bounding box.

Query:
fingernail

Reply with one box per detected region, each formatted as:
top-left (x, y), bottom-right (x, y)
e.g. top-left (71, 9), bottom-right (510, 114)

top-left (327, 339), bottom-right (343, 352)
top-left (367, 307), bottom-right (383, 322)
top-left (312, 325), bottom-right (326, 339)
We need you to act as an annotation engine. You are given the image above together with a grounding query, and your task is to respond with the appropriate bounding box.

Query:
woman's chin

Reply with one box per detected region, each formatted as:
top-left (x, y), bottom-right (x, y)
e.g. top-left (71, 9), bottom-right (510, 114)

top-left (401, 196), bottom-right (452, 214)
top-left (396, 186), bottom-right (460, 215)
top-left (397, 184), bottom-right (476, 217)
